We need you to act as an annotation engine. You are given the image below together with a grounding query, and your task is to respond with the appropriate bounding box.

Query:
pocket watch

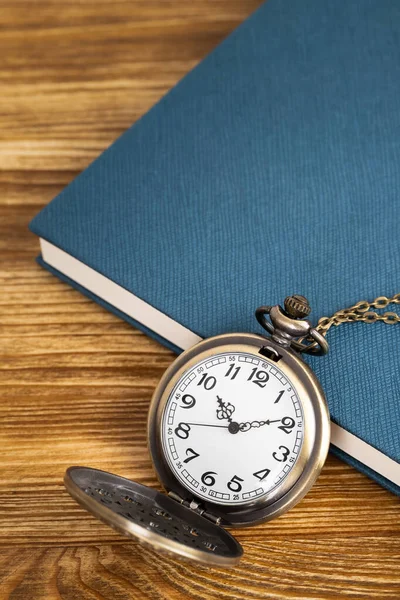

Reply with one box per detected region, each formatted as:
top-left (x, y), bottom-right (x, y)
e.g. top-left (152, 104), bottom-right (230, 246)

top-left (64, 295), bottom-right (330, 567)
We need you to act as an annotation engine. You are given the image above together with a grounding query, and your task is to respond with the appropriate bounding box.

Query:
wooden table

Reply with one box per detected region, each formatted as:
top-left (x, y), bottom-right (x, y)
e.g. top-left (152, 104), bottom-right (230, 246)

top-left (1, 1), bottom-right (399, 598)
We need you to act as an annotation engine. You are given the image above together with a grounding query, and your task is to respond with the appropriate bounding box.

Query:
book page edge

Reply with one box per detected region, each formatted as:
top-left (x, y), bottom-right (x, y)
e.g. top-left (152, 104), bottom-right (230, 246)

top-left (39, 238), bottom-right (202, 350)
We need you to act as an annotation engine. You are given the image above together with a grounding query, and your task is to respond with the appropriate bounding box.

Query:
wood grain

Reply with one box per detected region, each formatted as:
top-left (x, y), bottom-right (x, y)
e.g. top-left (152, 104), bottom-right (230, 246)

top-left (1, 1), bottom-right (399, 598)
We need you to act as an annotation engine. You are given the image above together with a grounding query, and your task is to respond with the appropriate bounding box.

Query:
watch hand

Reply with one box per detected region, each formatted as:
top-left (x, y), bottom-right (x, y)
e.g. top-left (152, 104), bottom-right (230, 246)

top-left (186, 422), bottom-right (229, 429)
top-left (216, 395), bottom-right (235, 422)
top-left (186, 421), bottom-right (242, 435)
top-left (238, 418), bottom-right (281, 432)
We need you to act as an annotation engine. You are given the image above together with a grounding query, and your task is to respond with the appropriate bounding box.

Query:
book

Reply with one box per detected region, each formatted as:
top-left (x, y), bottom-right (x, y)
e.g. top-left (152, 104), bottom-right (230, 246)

top-left (29, 0), bottom-right (400, 495)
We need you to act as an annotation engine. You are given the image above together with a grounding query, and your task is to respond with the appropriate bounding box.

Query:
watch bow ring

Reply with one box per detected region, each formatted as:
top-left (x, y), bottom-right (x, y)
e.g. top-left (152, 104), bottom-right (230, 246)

top-left (255, 294), bottom-right (329, 356)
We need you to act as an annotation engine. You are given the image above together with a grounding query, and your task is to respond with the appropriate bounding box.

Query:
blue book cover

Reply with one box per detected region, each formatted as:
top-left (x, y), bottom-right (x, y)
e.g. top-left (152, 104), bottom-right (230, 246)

top-left (30, 0), bottom-right (400, 495)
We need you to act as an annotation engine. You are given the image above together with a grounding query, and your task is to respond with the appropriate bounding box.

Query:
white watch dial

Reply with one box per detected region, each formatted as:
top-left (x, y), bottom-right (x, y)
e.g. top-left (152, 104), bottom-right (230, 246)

top-left (161, 351), bottom-right (304, 506)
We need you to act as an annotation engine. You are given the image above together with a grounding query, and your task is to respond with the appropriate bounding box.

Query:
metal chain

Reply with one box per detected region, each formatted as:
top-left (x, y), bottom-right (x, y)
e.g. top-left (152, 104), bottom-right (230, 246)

top-left (315, 293), bottom-right (400, 339)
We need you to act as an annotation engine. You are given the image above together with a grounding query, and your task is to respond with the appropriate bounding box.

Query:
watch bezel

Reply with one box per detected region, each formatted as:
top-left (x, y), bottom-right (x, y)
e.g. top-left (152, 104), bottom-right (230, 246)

top-left (147, 333), bottom-right (330, 527)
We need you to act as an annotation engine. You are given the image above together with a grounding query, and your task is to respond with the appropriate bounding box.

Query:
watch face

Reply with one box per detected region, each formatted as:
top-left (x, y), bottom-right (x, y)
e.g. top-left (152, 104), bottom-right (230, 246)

top-left (161, 351), bottom-right (304, 506)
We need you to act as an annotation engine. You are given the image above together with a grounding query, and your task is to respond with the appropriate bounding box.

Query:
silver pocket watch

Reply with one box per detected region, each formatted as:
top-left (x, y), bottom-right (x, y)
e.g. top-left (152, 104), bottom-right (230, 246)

top-left (65, 295), bottom-right (330, 567)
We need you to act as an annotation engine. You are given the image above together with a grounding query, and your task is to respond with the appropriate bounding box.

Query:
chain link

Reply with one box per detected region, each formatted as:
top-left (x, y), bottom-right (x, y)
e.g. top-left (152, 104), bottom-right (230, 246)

top-left (315, 293), bottom-right (400, 339)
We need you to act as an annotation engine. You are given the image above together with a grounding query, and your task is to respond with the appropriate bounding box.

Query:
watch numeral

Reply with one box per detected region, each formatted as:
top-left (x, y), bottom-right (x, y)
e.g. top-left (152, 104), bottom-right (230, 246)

top-left (278, 416), bottom-right (295, 434)
top-left (272, 445), bottom-right (290, 462)
top-left (201, 471), bottom-right (217, 486)
top-left (174, 422), bottom-right (191, 439)
top-left (197, 373), bottom-right (217, 390)
top-left (253, 468), bottom-right (271, 481)
top-left (225, 364), bottom-right (241, 380)
top-left (247, 368), bottom-right (269, 388)
top-left (227, 475), bottom-right (244, 492)
top-left (180, 394), bottom-right (196, 409)
top-left (183, 448), bottom-right (200, 463)
top-left (274, 390), bottom-right (284, 404)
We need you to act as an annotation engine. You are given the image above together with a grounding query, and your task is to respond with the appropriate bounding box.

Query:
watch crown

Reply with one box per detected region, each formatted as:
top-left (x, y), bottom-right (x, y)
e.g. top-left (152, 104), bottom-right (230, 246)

top-left (284, 294), bottom-right (311, 319)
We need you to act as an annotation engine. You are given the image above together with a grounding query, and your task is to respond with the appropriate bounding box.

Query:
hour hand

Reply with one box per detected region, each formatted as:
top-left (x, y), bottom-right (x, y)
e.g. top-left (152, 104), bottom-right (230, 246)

top-left (216, 395), bottom-right (235, 422)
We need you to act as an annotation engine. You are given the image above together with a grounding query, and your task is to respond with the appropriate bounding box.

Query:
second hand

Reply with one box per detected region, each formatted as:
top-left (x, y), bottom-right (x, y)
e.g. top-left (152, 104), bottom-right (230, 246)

top-left (186, 423), bottom-right (229, 429)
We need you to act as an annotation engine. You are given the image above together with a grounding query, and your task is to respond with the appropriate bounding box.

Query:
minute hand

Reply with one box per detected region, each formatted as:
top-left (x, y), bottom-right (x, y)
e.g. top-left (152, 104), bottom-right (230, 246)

top-left (238, 419), bottom-right (281, 432)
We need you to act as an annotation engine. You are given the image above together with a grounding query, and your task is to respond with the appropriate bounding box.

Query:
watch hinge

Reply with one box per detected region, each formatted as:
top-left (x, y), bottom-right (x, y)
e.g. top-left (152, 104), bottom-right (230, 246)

top-left (167, 491), bottom-right (221, 526)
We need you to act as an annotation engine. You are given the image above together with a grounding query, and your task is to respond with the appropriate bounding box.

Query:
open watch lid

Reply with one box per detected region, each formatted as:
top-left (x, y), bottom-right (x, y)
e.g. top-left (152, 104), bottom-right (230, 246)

top-left (64, 467), bottom-right (243, 567)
